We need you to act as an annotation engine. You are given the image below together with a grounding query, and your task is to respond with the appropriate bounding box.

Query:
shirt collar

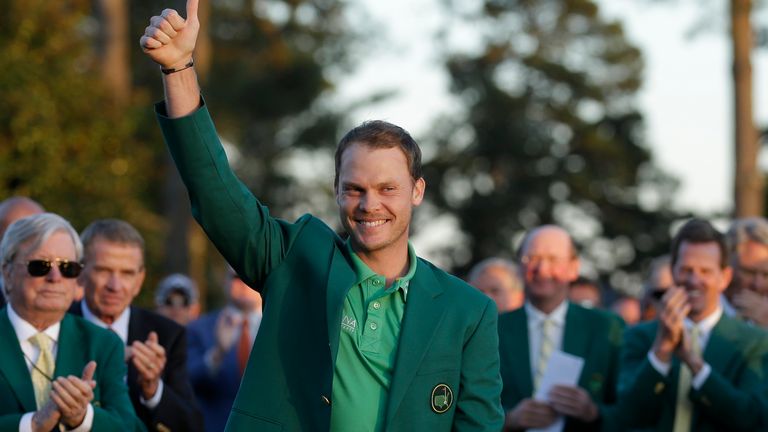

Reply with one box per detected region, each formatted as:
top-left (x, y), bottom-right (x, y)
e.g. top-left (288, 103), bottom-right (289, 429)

top-left (685, 306), bottom-right (722, 335)
top-left (81, 299), bottom-right (131, 344)
top-left (7, 303), bottom-right (60, 344)
top-left (525, 300), bottom-right (569, 328)
top-left (345, 241), bottom-right (418, 299)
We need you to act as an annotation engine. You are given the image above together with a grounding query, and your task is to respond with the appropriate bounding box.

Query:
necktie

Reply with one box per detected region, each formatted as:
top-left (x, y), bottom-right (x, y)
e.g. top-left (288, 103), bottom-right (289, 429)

top-left (673, 326), bottom-right (701, 432)
top-left (28, 333), bottom-right (55, 409)
top-left (237, 317), bottom-right (251, 376)
top-left (534, 318), bottom-right (554, 392)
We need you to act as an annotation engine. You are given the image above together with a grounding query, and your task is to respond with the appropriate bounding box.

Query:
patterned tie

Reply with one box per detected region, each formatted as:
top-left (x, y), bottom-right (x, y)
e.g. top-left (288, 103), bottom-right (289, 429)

top-left (237, 317), bottom-right (251, 376)
top-left (534, 318), bottom-right (554, 392)
top-left (673, 326), bottom-right (701, 432)
top-left (28, 333), bottom-right (55, 409)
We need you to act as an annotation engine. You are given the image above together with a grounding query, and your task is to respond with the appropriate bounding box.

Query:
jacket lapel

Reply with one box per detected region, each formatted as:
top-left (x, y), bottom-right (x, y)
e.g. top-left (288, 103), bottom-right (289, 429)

top-left (385, 265), bottom-right (446, 424)
top-left (325, 246), bottom-right (356, 364)
top-left (0, 308), bottom-right (37, 411)
top-left (55, 315), bottom-right (82, 379)
top-left (501, 309), bottom-right (534, 399)
top-left (562, 304), bottom-right (589, 361)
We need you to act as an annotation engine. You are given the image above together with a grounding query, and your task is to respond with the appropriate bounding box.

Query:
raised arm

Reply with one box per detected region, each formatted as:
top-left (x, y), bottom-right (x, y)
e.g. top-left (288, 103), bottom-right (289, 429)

top-left (140, 0), bottom-right (201, 117)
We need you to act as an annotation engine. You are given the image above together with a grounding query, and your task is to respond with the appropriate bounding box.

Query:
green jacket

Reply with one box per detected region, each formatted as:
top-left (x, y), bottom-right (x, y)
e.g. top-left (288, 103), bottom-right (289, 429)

top-left (498, 303), bottom-right (625, 431)
top-left (0, 309), bottom-right (143, 431)
top-left (617, 315), bottom-right (768, 431)
top-left (156, 102), bottom-right (504, 432)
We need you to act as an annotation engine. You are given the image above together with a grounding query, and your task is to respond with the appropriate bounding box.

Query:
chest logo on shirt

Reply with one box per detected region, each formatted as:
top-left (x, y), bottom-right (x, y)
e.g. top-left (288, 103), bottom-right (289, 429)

top-left (341, 315), bottom-right (357, 333)
top-left (430, 383), bottom-right (453, 414)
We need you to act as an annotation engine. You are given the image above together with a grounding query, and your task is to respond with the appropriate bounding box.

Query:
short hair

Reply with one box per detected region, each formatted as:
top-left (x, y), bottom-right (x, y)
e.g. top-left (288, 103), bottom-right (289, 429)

top-left (725, 217), bottom-right (768, 264)
top-left (670, 218), bottom-right (728, 268)
top-left (334, 120), bottom-right (423, 188)
top-left (643, 254), bottom-right (672, 293)
top-left (1, 213), bottom-right (83, 297)
top-left (0, 196), bottom-right (45, 236)
top-left (467, 257), bottom-right (522, 291)
top-left (80, 219), bottom-right (145, 264)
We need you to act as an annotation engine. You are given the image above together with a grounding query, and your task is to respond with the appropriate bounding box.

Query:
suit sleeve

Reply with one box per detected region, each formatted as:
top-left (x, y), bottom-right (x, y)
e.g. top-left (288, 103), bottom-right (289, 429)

top-left (156, 101), bottom-right (304, 291)
top-left (92, 335), bottom-right (146, 431)
top-left (452, 298), bottom-right (504, 431)
top-left (134, 325), bottom-right (204, 432)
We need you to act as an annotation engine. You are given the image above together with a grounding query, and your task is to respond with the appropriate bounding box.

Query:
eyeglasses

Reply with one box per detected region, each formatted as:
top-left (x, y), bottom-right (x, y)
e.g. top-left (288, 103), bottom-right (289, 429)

top-left (25, 259), bottom-right (83, 279)
top-left (519, 255), bottom-right (572, 267)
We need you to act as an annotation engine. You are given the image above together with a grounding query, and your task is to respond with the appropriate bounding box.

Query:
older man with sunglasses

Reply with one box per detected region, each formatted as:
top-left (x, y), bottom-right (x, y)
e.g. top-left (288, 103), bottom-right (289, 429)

top-left (0, 213), bottom-right (141, 431)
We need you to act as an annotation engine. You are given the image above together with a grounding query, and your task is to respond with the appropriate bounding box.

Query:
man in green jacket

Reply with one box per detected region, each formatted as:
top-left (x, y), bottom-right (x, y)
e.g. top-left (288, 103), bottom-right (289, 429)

top-left (498, 225), bottom-right (624, 431)
top-left (618, 218), bottom-right (768, 431)
top-left (139, 1), bottom-right (504, 430)
top-left (0, 213), bottom-right (142, 431)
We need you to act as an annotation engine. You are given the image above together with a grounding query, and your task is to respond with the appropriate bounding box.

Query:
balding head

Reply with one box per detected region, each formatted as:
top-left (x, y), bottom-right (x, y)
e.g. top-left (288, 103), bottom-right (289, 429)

top-left (517, 225), bottom-right (580, 313)
top-left (0, 197), bottom-right (45, 239)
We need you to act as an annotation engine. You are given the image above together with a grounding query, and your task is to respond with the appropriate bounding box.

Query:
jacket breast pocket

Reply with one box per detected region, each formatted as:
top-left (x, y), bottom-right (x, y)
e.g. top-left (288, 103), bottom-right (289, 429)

top-left (416, 356), bottom-right (460, 376)
top-left (226, 408), bottom-right (284, 432)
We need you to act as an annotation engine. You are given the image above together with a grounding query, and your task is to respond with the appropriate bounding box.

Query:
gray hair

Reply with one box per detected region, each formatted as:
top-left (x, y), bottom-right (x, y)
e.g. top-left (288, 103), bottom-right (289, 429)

top-left (467, 257), bottom-right (522, 292)
top-left (80, 219), bottom-right (145, 264)
top-left (726, 217), bottom-right (768, 264)
top-left (1, 213), bottom-right (83, 297)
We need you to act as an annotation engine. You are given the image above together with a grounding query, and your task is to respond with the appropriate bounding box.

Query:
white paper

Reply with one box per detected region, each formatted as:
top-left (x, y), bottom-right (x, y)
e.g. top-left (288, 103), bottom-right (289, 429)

top-left (530, 350), bottom-right (585, 432)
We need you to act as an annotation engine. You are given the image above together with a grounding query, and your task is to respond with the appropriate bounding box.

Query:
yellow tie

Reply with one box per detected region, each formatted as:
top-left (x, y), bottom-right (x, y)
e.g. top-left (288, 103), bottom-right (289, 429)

top-left (534, 318), bottom-right (554, 392)
top-left (28, 333), bottom-right (55, 409)
top-left (673, 326), bottom-right (701, 432)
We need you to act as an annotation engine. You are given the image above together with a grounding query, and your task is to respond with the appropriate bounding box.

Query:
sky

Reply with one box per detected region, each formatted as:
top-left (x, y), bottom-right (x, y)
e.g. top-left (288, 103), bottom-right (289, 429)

top-left (336, 0), bottom-right (768, 216)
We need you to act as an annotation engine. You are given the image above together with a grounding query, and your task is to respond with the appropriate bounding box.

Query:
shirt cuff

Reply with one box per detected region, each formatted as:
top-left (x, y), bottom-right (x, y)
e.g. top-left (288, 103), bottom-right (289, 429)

top-left (139, 379), bottom-right (164, 409)
top-left (691, 363), bottom-right (712, 389)
top-left (20, 412), bottom-right (34, 432)
top-left (647, 350), bottom-right (671, 376)
top-left (60, 404), bottom-right (94, 431)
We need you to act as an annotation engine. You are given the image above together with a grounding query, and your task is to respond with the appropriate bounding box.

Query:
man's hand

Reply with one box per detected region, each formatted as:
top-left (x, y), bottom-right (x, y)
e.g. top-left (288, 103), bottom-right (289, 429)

top-left (51, 361), bottom-right (97, 428)
top-left (216, 307), bottom-right (243, 353)
top-left (652, 287), bottom-right (689, 362)
top-left (504, 398), bottom-right (557, 431)
top-left (675, 328), bottom-right (704, 375)
top-left (733, 290), bottom-right (768, 327)
top-left (31, 399), bottom-right (60, 432)
top-left (140, 0), bottom-right (200, 70)
top-left (130, 331), bottom-right (167, 400)
top-left (548, 385), bottom-right (598, 422)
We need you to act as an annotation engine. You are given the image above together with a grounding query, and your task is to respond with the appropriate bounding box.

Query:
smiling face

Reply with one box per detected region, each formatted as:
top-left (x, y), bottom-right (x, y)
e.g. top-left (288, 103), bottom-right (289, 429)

top-left (336, 142), bottom-right (425, 261)
top-left (4, 231), bottom-right (78, 326)
top-left (79, 239), bottom-right (145, 325)
top-left (673, 240), bottom-right (732, 322)
top-left (732, 240), bottom-right (768, 297)
top-left (519, 226), bottom-right (580, 311)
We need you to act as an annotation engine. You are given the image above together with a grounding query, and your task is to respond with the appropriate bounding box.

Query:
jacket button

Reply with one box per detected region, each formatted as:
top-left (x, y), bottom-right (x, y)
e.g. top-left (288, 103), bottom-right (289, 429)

top-left (321, 395), bottom-right (331, 406)
top-left (654, 382), bottom-right (665, 394)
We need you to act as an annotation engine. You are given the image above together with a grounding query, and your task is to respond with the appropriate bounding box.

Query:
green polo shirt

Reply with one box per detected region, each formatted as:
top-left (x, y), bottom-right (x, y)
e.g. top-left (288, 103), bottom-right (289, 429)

top-left (330, 242), bottom-right (417, 432)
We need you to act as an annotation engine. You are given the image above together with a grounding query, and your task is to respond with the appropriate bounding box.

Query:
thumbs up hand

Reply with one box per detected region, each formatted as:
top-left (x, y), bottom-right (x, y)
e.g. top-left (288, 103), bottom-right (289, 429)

top-left (140, 0), bottom-right (200, 70)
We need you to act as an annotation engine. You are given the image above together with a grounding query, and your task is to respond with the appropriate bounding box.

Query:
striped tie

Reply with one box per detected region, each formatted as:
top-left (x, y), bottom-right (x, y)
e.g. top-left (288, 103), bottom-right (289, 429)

top-left (673, 326), bottom-right (701, 432)
top-left (534, 318), bottom-right (554, 392)
top-left (28, 333), bottom-right (55, 409)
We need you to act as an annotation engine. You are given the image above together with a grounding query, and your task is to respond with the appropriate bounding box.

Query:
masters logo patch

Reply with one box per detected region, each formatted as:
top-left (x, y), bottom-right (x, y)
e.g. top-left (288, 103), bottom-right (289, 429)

top-left (430, 383), bottom-right (453, 414)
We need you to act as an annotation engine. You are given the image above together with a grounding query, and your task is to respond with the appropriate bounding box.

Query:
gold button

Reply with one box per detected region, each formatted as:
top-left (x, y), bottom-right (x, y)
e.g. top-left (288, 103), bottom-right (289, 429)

top-left (654, 382), bottom-right (665, 394)
top-left (321, 395), bottom-right (331, 406)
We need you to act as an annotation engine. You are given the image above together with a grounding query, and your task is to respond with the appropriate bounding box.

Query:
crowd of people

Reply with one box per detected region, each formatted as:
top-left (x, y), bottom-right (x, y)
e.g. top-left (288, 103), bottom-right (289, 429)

top-left (2, 0), bottom-right (768, 431)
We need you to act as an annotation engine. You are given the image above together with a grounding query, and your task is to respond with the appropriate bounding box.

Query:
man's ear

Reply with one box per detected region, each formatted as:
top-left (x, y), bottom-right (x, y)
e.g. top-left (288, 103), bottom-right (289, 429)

top-left (412, 178), bottom-right (426, 206)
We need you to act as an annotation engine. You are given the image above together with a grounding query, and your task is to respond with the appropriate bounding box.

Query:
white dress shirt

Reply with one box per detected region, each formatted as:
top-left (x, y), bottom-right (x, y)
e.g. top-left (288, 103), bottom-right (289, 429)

top-left (80, 300), bottom-right (163, 408)
top-left (648, 307), bottom-right (722, 389)
top-left (7, 305), bottom-right (94, 432)
top-left (525, 300), bottom-right (569, 381)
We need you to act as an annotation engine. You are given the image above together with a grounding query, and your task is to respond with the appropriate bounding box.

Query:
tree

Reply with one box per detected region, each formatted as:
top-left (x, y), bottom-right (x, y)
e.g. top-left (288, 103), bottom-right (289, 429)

top-left (424, 0), bottom-right (682, 294)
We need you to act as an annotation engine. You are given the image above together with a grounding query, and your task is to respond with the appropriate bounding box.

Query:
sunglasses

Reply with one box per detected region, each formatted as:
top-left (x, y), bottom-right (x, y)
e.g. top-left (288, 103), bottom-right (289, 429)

top-left (25, 259), bottom-right (83, 279)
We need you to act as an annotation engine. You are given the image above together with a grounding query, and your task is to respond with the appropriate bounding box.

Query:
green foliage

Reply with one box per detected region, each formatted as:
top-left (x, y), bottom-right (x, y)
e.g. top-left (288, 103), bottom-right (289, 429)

top-left (427, 0), bottom-right (683, 292)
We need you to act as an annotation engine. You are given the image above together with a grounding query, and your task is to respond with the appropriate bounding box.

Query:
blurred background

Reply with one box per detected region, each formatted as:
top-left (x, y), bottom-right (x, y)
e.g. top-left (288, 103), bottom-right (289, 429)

top-left (1, 0), bottom-right (765, 309)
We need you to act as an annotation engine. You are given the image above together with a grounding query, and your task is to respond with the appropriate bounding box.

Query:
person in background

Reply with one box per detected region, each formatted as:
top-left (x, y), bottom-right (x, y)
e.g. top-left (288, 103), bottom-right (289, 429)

top-left (724, 217), bottom-right (768, 327)
top-left (0, 196), bottom-right (45, 308)
top-left (467, 257), bottom-right (524, 313)
top-left (72, 218), bottom-right (203, 432)
top-left (155, 273), bottom-right (201, 326)
top-left (617, 218), bottom-right (768, 431)
top-left (610, 295), bottom-right (641, 326)
top-left (0, 213), bottom-right (141, 431)
top-left (186, 267), bottom-right (262, 432)
top-left (568, 276), bottom-right (602, 309)
top-left (498, 225), bottom-right (624, 431)
top-left (640, 255), bottom-right (673, 322)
